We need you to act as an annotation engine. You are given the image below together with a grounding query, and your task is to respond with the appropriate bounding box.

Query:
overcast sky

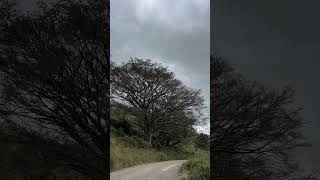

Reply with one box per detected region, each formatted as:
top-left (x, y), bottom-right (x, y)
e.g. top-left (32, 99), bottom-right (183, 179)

top-left (213, 0), bottom-right (320, 170)
top-left (111, 0), bottom-right (210, 134)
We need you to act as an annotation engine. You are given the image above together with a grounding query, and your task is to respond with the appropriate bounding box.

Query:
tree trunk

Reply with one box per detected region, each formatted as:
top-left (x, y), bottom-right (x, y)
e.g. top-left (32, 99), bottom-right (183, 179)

top-left (149, 133), bottom-right (152, 148)
top-left (146, 115), bottom-right (153, 148)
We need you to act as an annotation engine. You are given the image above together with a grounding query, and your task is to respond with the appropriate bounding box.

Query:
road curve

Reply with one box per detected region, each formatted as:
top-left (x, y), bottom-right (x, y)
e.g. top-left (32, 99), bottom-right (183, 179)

top-left (110, 160), bottom-right (186, 180)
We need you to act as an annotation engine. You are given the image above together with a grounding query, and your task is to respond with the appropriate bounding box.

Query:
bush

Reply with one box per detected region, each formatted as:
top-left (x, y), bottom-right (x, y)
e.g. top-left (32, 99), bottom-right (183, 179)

top-left (180, 155), bottom-right (210, 180)
top-left (110, 117), bottom-right (138, 137)
top-left (115, 135), bottom-right (150, 148)
top-left (194, 133), bottom-right (209, 151)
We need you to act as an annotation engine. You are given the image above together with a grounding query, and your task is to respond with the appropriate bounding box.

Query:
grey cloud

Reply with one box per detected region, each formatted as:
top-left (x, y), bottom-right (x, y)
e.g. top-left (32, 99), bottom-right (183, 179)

top-left (111, 0), bottom-right (210, 133)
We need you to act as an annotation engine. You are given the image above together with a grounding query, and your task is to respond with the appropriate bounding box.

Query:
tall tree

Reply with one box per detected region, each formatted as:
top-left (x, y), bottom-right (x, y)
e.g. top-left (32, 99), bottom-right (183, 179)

top-left (211, 55), bottom-right (307, 177)
top-left (111, 59), bottom-right (204, 147)
top-left (0, 0), bottom-right (109, 179)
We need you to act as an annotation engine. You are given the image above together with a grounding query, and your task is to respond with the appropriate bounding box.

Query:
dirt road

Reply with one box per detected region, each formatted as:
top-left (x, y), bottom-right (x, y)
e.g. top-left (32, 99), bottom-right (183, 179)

top-left (110, 160), bottom-right (186, 180)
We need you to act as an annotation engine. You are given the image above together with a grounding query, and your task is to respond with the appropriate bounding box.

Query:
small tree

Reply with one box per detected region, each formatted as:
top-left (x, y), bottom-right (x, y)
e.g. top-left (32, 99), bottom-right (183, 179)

top-left (195, 133), bottom-right (209, 150)
top-left (111, 59), bottom-right (204, 147)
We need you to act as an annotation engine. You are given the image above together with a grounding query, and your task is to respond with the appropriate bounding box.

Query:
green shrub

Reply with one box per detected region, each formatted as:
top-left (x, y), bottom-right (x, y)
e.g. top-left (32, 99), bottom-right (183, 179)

top-left (180, 155), bottom-right (210, 180)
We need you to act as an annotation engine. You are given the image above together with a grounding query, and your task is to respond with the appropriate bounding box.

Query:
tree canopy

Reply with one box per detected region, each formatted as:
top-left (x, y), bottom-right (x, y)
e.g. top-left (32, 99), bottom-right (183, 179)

top-left (111, 59), bottom-right (204, 148)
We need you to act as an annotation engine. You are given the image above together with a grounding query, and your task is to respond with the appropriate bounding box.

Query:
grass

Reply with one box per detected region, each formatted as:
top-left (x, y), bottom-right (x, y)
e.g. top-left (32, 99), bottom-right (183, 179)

top-left (110, 138), bottom-right (170, 171)
top-left (110, 135), bottom-right (203, 171)
top-left (180, 154), bottom-right (210, 180)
